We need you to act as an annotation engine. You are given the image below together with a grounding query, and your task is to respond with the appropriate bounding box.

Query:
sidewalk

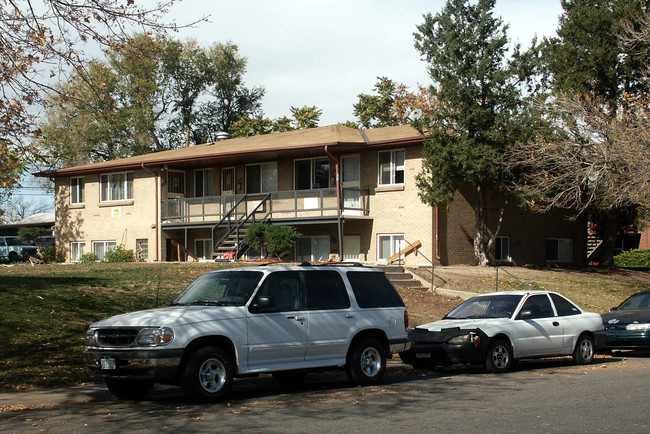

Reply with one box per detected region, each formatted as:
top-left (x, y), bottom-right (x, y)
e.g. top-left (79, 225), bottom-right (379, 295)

top-left (0, 384), bottom-right (112, 411)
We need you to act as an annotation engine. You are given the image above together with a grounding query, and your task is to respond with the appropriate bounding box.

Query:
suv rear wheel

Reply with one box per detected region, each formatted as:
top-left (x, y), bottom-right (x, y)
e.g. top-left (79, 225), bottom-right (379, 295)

top-left (181, 346), bottom-right (233, 401)
top-left (346, 338), bottom-right (386, 386)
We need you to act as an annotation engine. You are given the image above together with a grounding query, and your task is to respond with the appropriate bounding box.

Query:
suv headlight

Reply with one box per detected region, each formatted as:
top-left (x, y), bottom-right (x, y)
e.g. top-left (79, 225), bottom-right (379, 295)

top-left (447, 332), bottom-right (481, 347)
top-left (85, 329), bottom-right (98, 347)
top-left (136, 327), bottom-right (174, 346)
top-left (626, 323), bottom-right (650, 331)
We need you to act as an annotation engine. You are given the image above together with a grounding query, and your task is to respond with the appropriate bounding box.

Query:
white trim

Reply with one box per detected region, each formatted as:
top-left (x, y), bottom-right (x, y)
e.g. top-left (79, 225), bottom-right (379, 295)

top-left (70, 176), bottom-right (85, 205)
top-left (377, 233), bottom-right (405, 261)
top-left (377, 149), bottom-right (405, 186)
top-left (100, 172), bottom-right (133, 202)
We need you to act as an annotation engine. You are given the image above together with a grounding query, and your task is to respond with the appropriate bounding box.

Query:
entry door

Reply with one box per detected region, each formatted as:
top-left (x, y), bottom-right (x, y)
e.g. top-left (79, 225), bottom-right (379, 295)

top-left (341, 155), bottom-right (360, 215)
top-left (221, 167), bottom-right (236, 218)
top-left (343, 236), bottom-right (361, 262)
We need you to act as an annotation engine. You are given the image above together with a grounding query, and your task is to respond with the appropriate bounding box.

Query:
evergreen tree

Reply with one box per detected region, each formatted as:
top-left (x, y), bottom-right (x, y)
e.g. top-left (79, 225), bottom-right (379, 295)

top-left (414, 0), bottom-right (533, 266)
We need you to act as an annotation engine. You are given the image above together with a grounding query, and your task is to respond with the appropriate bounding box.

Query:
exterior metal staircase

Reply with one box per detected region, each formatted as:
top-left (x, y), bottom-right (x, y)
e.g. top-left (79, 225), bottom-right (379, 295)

top-left (587, 232), bottom-right (604, 264)
top-left (211, 193), bottom-right (272, 260)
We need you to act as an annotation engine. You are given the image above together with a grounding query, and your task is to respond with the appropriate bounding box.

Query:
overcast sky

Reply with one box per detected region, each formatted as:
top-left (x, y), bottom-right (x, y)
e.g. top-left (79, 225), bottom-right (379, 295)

top-left (171, 0), bottom-right (563, 126)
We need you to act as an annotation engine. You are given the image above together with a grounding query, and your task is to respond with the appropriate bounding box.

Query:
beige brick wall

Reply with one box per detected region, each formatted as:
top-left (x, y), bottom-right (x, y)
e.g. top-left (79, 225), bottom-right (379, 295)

top-left (56, 169), bottom-right (161, 262)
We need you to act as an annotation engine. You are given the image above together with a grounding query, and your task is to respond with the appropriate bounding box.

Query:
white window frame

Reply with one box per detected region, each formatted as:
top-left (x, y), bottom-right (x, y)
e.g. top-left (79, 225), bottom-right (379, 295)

top-left (377, 233), bottom-right (405, 261)
top-left (167, 170), bottom-right (186, 195)
top-left (70, 177), bottom-right (85, 205)
top-left (546, 238), bottom-right (572, 263)
top-left (245, 162), bottom-right (277, 194)
top-left (100, 172), bottom-right (133, 202)
top-left (495, 236), bottom-right (510, 262)
top-left (92, 240), bottom-right (117, 261)
top-left (294, 157), bottom-right (330, 190)
top-left (194, 169), bottom-right (213, 197)
top-left (378, 149), bottom-right (405, 186)
top-left (195, 238), bottom-right (212, 260)
top-left (70, 241), bottom-right (86, 262)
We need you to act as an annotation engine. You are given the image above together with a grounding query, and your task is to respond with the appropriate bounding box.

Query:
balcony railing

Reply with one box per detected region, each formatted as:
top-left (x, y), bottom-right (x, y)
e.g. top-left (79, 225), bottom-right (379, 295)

top-left (161, 188), bottom-right (370, 223)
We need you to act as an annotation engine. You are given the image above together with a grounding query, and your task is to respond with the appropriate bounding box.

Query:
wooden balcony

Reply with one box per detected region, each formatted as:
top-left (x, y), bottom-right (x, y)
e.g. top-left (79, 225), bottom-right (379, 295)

top-left (160, 188), bottom-right (370, 224)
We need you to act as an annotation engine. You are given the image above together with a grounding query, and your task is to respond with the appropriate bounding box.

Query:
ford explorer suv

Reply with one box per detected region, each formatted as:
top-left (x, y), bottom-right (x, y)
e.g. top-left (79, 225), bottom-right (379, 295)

top-left (83, 264), bottom-right (411, 401)
top-left (0, 236), bottom-right (38, 262)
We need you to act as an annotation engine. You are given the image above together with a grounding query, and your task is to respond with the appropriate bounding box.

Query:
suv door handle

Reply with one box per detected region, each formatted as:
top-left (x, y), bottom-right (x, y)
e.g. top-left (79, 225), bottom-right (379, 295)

top-left (345, 313), bottom-right (354, 318)
top-left (552, 321), bottom-right (560, 327)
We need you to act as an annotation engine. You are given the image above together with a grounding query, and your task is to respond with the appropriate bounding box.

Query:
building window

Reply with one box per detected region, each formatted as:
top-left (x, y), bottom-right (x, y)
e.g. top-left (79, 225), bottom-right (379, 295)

top-left (495, 236), bottom-right (510, 262)
top-left (378, 150), bottom-right (405, 186)
top-left (136, 239), bottom-right (148, 261)
top-left (296, 236), bottom-right (330, 262)
top-left (546, 238), bottom-right (572, 263)
top-left (93, 240), bottom-right (116, 261)
top-left (195, 239), bottom-right (212, 260)
top-left (100, 172), bottom-right (133, 202)
top-left (377, 234), bottom-right (405, 261)
top-left (246, 162), bottom-right (277, 194)
top-left (195, 169), bottom-right (213, 197)
top-left (168, 170), bottom-right (185, 195)
top-left (70, 241), bottom-right (86, 262)
top-left (70, 177), bottom-right (85, 204)
top-left (294, 158), bottom-right (329, 190)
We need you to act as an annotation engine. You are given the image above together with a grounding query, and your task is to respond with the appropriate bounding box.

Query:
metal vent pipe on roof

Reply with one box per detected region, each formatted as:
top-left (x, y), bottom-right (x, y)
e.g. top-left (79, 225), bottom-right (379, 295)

top-left (216, 131), bottom-right (230, 141)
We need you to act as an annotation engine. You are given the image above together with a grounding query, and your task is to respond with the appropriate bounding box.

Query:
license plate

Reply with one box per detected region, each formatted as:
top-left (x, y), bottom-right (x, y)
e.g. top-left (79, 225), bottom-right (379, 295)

top-left (415, 352), bottom-right (432, 359)
top-left (100, 357), bottom-right (116, 370)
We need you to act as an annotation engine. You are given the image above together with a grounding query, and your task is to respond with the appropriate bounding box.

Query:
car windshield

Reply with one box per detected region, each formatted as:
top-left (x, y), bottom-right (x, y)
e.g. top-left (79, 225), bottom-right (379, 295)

top-left (445, 294), bottom-right (523, 319)
top-left (172, 271), bottom-right (263, 306)
top-left (617, 292), bottom-right (650, 310)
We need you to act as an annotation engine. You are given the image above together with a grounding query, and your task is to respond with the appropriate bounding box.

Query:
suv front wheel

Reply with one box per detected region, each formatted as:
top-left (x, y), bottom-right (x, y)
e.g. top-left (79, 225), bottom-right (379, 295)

top-left (181, 346), bottom-right (233, 401)
top-left (346, 338), bottom-right (386, 386)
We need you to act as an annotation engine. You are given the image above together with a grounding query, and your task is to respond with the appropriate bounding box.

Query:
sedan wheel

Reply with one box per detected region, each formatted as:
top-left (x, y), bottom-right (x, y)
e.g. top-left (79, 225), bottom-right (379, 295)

top-left (573, 334), bottom-right (595, 364)
top-left (485, 339), bottom-right (512, 373)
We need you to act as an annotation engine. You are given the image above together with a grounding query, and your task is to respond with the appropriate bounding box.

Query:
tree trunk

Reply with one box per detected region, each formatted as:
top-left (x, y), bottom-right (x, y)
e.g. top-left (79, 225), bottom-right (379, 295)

top-left (474, 185), bottom-right (490, 266)
top-left (599, 209), bottom-right (620, 268)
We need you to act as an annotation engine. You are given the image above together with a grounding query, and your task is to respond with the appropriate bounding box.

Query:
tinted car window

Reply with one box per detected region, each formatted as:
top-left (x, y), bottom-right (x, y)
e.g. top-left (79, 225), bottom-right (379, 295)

top-left (550, 293), bottom-right (581, 316)
top-left (174, 271), bottom-right (262, 306)
top-left (253, 271), bottom-right (302, 312)
top-left (446, 294), bottom-right (522, 319)
top-left (520, 294), bottom-right (555, 319)
top-left (346, 271), bottom-right (404, 308)
top-left (303, 271), bottom-right (350, 310)
top-left (617, 293), bottom-right (650, 310)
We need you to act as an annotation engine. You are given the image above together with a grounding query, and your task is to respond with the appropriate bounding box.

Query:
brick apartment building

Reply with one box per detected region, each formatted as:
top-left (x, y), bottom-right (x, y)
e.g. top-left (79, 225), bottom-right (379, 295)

top-left (37, 124), bottom-right (587, 266)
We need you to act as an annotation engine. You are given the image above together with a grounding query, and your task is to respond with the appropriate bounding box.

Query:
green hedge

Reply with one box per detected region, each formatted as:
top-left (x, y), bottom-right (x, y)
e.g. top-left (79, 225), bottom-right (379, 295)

top-left (614, 249), bottom-right (650, 267)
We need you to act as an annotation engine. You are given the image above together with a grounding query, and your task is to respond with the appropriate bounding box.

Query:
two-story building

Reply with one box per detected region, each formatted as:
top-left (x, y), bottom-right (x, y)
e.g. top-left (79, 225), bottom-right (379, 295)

top-left (37, 124), bottom-right (587, 266)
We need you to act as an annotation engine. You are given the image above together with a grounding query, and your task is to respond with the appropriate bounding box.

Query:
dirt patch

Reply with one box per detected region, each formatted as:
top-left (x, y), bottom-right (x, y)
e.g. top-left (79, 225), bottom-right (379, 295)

top-left (395, 286), bottom-right (462, 326)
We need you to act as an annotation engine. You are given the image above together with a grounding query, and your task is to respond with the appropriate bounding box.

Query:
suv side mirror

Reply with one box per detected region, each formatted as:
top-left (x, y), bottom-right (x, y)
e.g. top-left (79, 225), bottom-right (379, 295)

top-left (609, 307), bottom-right (618, 312)
top-left (250, 296), bottom-right (274, 312)
top-left (517, 309), bottom-right (533, 320)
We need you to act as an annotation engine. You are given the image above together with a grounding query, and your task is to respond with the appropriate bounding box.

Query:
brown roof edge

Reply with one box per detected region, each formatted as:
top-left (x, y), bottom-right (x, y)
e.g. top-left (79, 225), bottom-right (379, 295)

top-left (34, 140), bottom-right (359, 178)
top-left (365, 135), bottom-right (424, 148)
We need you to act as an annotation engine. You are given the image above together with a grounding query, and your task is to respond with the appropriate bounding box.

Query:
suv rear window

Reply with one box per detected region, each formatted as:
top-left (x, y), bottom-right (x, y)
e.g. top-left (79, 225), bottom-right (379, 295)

top-left (346, 271), bottom-right (404, 308)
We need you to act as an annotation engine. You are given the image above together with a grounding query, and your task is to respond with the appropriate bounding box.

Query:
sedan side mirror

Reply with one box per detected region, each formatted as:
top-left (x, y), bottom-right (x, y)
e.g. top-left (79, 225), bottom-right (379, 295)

top-left (517, 309), bottom-right (533, 320)
top-left (250, 296), bottom-right (274, 312)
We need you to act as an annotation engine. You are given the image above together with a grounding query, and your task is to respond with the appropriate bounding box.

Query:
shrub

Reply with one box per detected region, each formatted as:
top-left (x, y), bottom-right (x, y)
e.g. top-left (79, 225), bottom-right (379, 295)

top-left (42, 246), bottom-right (58, 263)
top-left (80, 252), bottom-right (98, 263)
top-left (614, 249), bottom-right (650, 268)
top-left (17, 227), bottom-right (50, 244)
top-left (244, 223), bottom-right (301, 260)
top-left (104, 245), bottom-right (135, 263)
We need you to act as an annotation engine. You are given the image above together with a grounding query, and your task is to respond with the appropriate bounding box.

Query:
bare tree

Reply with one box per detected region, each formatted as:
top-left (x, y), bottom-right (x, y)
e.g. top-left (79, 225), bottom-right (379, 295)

top-left (1, 0), bottom-right (201, 199)
top-left (0, 196), bottom-right (51, 223)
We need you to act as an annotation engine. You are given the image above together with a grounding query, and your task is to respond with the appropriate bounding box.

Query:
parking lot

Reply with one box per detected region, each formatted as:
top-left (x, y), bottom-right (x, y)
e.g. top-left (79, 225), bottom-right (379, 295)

top-left (1, 355), bottom-right (649, 433)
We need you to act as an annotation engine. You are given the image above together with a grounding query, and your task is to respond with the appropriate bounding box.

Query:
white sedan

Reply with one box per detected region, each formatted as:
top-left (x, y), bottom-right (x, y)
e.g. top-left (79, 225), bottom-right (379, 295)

top-left (400, 291), bottom-right (606, 373)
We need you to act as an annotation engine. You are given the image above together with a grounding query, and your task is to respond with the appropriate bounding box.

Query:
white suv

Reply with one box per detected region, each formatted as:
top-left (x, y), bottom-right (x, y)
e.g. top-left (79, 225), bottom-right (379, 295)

top-left (83, 264), bottom-right (411, 401)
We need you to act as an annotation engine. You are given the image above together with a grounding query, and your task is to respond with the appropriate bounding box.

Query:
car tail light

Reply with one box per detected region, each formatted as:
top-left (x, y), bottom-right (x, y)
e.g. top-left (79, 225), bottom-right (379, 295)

top-left (404, 310), bottom-right (409, 328)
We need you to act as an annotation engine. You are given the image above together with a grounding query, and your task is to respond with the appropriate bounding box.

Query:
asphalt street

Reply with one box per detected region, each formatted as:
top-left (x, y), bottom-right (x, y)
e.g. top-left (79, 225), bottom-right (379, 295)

top-left (1, 355), bottom-right (649, 433)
